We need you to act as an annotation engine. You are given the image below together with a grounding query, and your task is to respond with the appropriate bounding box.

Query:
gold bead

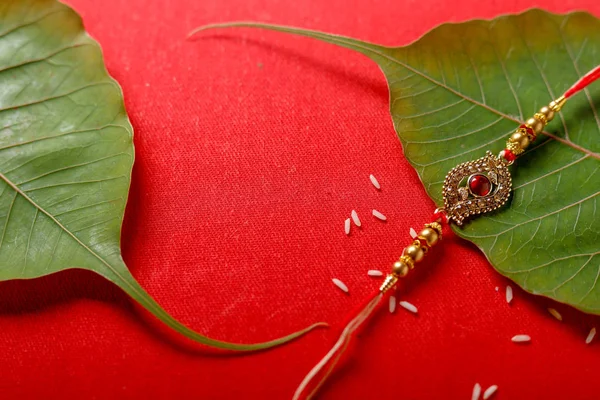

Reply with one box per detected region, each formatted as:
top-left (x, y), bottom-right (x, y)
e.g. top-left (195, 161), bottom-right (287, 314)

top-left (418, 227), bottom-right (439, 247)
top-left (539, 106), bottom-right (555, 122)
top-left (404, 244), bottom-right (424, 263)
top-left (425, 222), bottom-right (443, 240)
top-left (525, 117), bottom-right (544, 134)
top-left (509, 130), bottom-right (530, 150)
top-left (392, 260), bottom-right (409, 277)
top-left (414, 239), bottom-right (428, 254)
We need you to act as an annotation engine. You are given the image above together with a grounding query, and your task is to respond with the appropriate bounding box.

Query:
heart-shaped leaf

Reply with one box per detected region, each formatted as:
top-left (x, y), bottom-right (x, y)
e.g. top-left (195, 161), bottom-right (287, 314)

top-left (192, 9), bottom-right (600, 313)
top-left (0, 0), bottom-right (324, 350)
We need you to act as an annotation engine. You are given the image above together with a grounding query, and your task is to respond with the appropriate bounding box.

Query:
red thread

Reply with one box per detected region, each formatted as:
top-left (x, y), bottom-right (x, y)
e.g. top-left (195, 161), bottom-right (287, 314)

top-left (433, 208), bottom-right (449, 225)
top-left (563, 65), bottom-right (600, 98)
top-left (501, 149), bottom-right (516, 162)
top-left (338, 289), bottom-right (383, 330)
top-left (293, 291), bottom-right (384, 400)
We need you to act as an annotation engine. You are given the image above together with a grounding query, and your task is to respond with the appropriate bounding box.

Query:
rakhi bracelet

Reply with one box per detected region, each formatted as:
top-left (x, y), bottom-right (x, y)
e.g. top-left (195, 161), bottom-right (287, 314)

top-left (293, 65), bottom-right (600, 400)
top-left (381, 94), bottom-right (566, 289)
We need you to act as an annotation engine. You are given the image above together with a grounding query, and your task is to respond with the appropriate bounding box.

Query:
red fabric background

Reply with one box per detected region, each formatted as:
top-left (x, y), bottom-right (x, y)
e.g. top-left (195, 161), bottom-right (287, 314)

top-left (1, 0), bottom-right (599, 399)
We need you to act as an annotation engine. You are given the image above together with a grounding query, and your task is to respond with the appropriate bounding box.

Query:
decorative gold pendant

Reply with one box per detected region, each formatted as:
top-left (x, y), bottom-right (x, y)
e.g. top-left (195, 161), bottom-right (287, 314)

top-left (442, 151), bottom-right (512, 225)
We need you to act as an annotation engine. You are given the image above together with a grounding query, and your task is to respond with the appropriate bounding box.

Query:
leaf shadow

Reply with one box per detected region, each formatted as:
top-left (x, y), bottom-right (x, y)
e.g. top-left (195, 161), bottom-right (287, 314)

top-left (0, 163), bottom-right (273, 358)
top-left (0, 269), bottom-right (125, 315)
top-left (192, 34), bottom-right (390, 101)
top-left (0, 268), bottom-right (264, 358)
top-left (570, 91), bottom-right (600, 125)
top-left (456, 237), bottom-right (600, 344)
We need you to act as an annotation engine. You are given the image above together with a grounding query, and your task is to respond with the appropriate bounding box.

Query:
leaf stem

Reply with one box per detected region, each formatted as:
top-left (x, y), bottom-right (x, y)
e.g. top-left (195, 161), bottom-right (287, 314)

top-left (109, 268), bottom-right (328, 351)
top-left (0, 169), bottom-right (327, 352)
top-left (189, 21), bottom-right (600, 161)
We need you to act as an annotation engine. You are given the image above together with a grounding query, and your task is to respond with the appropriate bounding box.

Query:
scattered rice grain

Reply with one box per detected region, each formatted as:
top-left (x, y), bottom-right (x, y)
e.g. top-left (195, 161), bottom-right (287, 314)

top-left (410, 227), bottom-right (418, 239)
top-left (494, 286), bottom-right (499, 291)
top-left (369, 174), bottom-right (381, 190)
top-left (547, 308), bottom-right (562, 321)
top-left (483, 385), bottom-right (498, 400)
top-left (511, 334), bottom-right (531, 343)
top-left (351, 210), bottom-right (361, 227)
top-left (399, 300), bottom-right (418, 314)
top-left (367, 270), bottom-right (383, 277)
top-left (332, 278), bottom-right (349, 293)
top-left (372, 209), bottom-right (387, 221)
top-left (586, 327), bottom-right (596, 344)
top-left (471, 383), bottom-right (482, 400)
top-left (389, 295), bottom-right (397, 313)
top-left (505, 285), bottom-right (513, 304)
top-left (344, 218), bottom-right (351, 235)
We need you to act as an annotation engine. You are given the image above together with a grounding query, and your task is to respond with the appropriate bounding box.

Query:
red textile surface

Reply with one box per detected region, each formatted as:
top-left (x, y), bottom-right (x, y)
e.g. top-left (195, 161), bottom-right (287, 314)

top-left (1, 0), bottom-right (599, 399)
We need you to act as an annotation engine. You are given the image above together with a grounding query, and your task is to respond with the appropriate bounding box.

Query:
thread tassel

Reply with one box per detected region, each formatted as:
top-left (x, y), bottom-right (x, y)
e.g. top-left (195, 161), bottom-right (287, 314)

top-left (292, 291), bottom-right (384, 400)
top-left (289, 63), bottom-right (600, 397)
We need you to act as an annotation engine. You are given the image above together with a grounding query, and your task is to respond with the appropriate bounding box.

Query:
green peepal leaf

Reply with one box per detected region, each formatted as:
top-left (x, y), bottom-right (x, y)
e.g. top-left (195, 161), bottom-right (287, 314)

top-left (192, 10), bottom-right (600, 313)
top-left (0, 0), bottom-right (325, 351)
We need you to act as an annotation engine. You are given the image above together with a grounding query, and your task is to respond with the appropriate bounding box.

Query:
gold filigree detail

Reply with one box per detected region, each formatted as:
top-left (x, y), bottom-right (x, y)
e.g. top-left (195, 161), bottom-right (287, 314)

top-left (442, 151), bottom-right (512, 226)
top-left (505, 140), bottom-right (525, 155)
top-left (534, 112), bottom-right (548, 124)
top-left (399, 255), bottom-right (415, 270)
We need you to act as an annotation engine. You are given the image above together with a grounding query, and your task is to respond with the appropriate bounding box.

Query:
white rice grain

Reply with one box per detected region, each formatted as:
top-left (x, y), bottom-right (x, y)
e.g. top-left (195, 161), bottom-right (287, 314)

top-left (372, 209), bottom-right (387, 221)
top-left (483, 385), bottom-right (498, 400)
top-left (472, 383), bottom-right (482, 400)
top-left (511, 334), bottom-right (531, 343)
top-left (367, 270), bottom-right (383, 277)
top-left (389, 295), bottom-right (397, 313)
top-left (345, 218), bottom-right (351, 235)
top-left (506, 285), bottom-right (513, 304)
top-left (586, 327), bottom-right (596, 344)
top-left (548, 308), bottom-right (562, 321)
top-left (409, 227), bottom-right (418, 239)
top-left (351, 210), bottom-right (361, 227)
top-left (399, 300), bottom-right (418, 314)
top-left (494, 286), bottom-right (499, 291)
top-left (332, 278), bottom-right (349, 293)
top-left (369, 174), bottom-right (381, 190)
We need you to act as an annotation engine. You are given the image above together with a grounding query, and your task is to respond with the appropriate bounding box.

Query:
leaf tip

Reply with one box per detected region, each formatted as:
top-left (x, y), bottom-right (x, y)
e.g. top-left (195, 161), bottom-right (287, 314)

top-left (187, 22), bottom-right (245, 40)
top-left (186, 24), bottom-right (211, 40)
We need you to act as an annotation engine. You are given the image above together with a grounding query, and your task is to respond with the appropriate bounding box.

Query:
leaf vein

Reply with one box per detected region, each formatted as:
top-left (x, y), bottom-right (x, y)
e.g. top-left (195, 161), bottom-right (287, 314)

top-left (22, 209), bottom-right (39, 275)
top-left (466, 190), bottom-right (599, 238)
top-left (0, 192), bottom-right (16, 250)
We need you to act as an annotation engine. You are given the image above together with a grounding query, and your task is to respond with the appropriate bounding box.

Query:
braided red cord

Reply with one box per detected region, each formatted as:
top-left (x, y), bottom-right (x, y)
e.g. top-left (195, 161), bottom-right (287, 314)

top-left (564, 65), bottom-right (600, 98)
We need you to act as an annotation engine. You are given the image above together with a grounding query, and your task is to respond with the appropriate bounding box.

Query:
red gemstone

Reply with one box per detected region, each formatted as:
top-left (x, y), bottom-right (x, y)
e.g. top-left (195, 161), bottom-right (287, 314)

top-left (468, 174), bottom-right (492, 197)
top-left (501, 149), bottom-right (517, 162)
